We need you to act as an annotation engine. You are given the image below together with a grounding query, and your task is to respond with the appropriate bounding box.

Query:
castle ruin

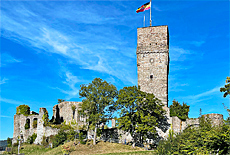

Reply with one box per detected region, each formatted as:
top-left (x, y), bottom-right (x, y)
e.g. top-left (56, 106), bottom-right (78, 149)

top-left (12, 25), bottom-right (223, 145)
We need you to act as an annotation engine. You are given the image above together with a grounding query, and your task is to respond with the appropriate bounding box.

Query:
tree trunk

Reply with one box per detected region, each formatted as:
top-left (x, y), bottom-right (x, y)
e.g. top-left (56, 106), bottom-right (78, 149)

top-left (93, 124), bottom-right (97, 145)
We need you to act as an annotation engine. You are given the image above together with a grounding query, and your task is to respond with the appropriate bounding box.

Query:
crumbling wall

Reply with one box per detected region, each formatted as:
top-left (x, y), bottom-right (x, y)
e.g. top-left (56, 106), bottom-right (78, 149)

top-left (12, 113), bottom-right (39, 144)
top-left (52, 101), bottom-right (86, 125)
top-left (34, 108), bottom-right (59, 144)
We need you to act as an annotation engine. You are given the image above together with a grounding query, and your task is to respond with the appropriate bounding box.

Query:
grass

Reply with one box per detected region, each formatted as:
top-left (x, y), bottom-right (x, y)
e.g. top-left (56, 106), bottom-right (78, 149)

top-left (16, 141), bottom-right (156, 155)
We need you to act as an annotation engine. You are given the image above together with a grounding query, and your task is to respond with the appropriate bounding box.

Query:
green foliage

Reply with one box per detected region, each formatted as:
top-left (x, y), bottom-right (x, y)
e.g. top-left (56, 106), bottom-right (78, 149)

top-left (16, 104), bottom-right (30, 116)
top-left (33, 119), bottom-right (37, 128)
top-left (58, 99), bottom-right (65, 103)
top-left (66, 128), bottom-right (77, 141)
top-left (170, 100), bottom-right (190, 121)
top-left (42, 108), bottom-right (49, 126)
top-left (25, 119), bottom-right (30, 129)
top-left (41, 135), bottom-right (49, 146)
top-left (26, 133), bottom-right (37, 144)
top-left (71, 105), bottom-right (76, 112)
top-left (7, 137), bottom-right (12, 147)
top-left (116, 86), bottom-right (167, 143)
top-left (52, 130), bottom-right (67, 147)
top-left (79, 78), bottom-right (118, 144)
top-left (79, 132), bottom-right (86, 144)
top-left (156, 116), bottom-right (230, 154)
top-left (220, 77), bottom-right (230, 98)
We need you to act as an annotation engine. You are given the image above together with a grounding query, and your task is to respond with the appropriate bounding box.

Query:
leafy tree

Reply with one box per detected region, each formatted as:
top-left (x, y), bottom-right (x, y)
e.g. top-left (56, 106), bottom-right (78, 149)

top-left (78, 78), bottom-right (118, 145)
top-left (116, 86), bottom-right (168, 143)
top-left (7, 137), bottom-right (12, 147)
top-left (170, 100), bottom-right (190, 121)
top-left (156, 115), bottom-right (230, 154)
top-left (220, 77), bottom-right (230, 97)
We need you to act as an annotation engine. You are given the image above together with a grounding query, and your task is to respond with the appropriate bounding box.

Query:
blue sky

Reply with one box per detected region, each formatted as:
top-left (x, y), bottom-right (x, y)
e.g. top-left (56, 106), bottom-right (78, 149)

top-left (1, 0), bottom-right (229, 140)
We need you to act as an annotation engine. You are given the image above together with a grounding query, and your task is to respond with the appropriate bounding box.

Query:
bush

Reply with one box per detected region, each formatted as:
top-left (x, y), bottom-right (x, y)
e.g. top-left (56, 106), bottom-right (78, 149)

top-left (170, 100), bottom-right (190, 121)
top-left (52, 130), bottom-right (67, 147)
top-left (16, 105), bottom-right (30, 116)
top-left (79, 132), bottom-right (86, 144)
top-left (26, 133), bottom-right (37, 144)
top-left (41, 135), bottom-right (49, 146)
top-left (66, 129), bottom-right (76, 141)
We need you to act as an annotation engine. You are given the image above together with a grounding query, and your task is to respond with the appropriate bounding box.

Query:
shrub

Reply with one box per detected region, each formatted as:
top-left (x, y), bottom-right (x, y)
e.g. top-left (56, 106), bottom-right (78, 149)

top-left (79, 132), bottom-right (86, 144)
top-left (16, 105), bottom-right (30, 116)
top-left (26, 133), bottom-right (37, 144)
top-left (52, 130), bottom-right (67, 147)
top-left (67, 129), bottom-right (76, 141)
top-left (41, 135), bottom-right (49, 146)
top-left (170, 100), bottom-right (190, 121)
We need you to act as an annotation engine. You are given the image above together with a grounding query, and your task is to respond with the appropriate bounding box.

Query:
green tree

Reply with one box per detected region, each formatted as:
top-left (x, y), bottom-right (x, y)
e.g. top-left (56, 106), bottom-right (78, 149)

top-left (116, 86), bottom-right (168, 143)
top-left (220, 77), bottom-right (230, 97)
top-left (78, 78), bottom-right (118, 145)
top-left (7, 137), bottom-right (12, 147)
top-left (170, 100), bottom-right (190, 121)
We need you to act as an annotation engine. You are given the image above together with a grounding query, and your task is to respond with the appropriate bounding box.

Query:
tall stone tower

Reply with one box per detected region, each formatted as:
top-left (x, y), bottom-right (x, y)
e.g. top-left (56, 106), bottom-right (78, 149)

top-left (136, 26), bottom-right (169, 107)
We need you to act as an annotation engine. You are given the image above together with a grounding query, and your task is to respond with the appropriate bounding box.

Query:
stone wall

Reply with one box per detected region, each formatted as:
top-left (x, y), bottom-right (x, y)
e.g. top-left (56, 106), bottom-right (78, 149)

top-left (52, 101), bottom-right (86, 126)
top-left (136, 26), bottom-right (169, 107)
top-left (12, 113), bottom-right (39, 144)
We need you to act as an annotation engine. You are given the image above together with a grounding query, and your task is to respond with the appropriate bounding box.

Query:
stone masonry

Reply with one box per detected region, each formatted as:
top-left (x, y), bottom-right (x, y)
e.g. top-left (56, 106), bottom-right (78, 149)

top-left (13, 25), bottom-right (224, 145)
top-left (136, 26), bottom-right (169, 107)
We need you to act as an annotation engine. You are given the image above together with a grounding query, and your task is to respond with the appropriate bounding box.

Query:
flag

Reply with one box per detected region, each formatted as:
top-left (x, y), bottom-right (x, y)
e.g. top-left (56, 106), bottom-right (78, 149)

top-left (136, 2), bottom-right (151, 13)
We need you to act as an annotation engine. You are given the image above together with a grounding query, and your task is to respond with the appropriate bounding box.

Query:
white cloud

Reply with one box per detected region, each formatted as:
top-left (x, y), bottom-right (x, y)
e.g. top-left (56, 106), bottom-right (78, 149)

top-left (0, 53), bottom-right (21, 67)
top-left (0, 115), bottom-right (13, 118)
top-left (0, 78), bottom-right (8, 85)
top-left (179, 86), bottom-right (221, 105)
top-left (0, 97), bottom-right (25, 105)
top-left (1, 2), bottom-right (137, 86)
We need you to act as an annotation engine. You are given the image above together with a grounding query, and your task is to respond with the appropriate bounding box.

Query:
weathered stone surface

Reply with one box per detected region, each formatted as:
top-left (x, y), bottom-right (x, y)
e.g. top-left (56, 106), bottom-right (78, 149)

top-left (52, 101), bottom-right (86, 126)
top-left (136, 26), bottom-right (169, 107)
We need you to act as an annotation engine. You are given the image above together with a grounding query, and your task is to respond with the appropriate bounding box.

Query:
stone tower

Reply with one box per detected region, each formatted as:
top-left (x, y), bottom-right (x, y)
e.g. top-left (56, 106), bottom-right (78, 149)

top-left (136, 26), bottom-right (169, 107)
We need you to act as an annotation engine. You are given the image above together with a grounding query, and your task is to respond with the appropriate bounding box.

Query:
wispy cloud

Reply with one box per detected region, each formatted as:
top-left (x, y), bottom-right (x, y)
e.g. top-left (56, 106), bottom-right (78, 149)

top-left (1, 2), bottom-right (136, 85)
top-left (170, 46), bottom-right (193, 62)
top-left (0, 115), bottom-right (13, 118)
top-left (0, 98), bottom-right (25, 105)
top-left (0, 77), bottom-right (8, 85)
top-left (0, 53), bottom-right (21, 67)
top-left (179, 86), bottom-right (221, 105)
top-left (190, 41), bottom-right (205, 47)
top-left (51, 68), bottom-right (82, 100)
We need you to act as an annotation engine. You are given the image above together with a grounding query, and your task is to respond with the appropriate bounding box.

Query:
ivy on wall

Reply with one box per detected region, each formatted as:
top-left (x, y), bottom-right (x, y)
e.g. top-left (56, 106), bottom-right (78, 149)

top-left (42, 108), bottom-right (49, 126)
top-left (16, 105), bottom-right (30, 116)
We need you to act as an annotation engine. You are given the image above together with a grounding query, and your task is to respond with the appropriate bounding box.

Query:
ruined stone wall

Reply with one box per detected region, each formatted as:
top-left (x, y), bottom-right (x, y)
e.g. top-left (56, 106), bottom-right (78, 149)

top-left (52, 101), bottom-right (86, 126)
top-left (136, 26), bottom-right (169, 107)
top-left (12, 113), bottom-right (39, 144)
top-left (203, 113), bottom-right (223, 126)
top-left (34, 108), bottom-right (59, 144)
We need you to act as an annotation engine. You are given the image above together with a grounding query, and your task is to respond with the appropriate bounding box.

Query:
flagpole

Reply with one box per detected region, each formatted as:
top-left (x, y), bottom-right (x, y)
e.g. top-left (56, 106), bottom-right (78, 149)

top-left (150, 0), bottom-right (152, 26)
top-left (144, 14), bottom-right (145, 27)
